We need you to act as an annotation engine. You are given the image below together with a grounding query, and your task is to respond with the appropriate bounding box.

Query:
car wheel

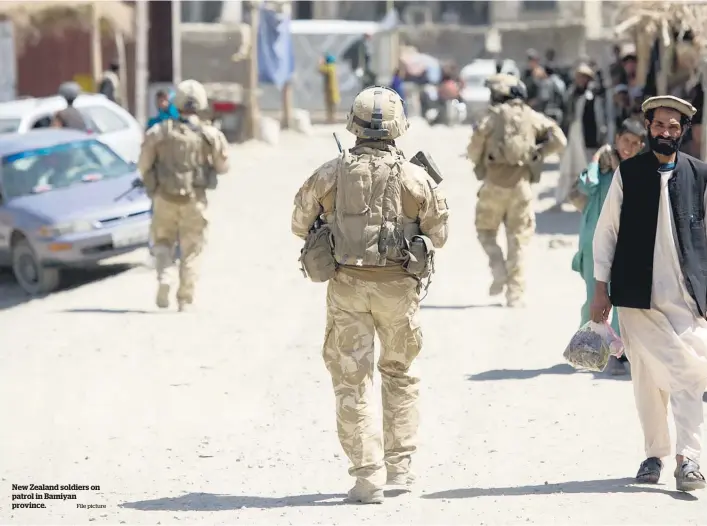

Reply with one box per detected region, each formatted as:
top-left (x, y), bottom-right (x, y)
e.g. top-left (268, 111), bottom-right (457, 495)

top-left (11, 239), bottom-right (60, 296)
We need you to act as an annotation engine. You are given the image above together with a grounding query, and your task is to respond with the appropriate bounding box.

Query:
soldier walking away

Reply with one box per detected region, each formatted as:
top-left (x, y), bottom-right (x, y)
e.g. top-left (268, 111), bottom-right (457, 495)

top-left (52, 82), bottom-right (90, 131)
top-left (291, 86), bottom-right (449, 504)
top-left (98, 60), bottom-right (122, 106)
top-left (467, 75), bottom-right (566, 307)
top-left (137, 79), bottom-right (230, 312)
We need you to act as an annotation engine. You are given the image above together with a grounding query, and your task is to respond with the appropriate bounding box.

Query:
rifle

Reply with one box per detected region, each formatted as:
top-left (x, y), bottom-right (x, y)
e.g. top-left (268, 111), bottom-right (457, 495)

top-left (114, 177), bottom-right (144, 202)
top-left (334, 132), bottom-right (443, 185)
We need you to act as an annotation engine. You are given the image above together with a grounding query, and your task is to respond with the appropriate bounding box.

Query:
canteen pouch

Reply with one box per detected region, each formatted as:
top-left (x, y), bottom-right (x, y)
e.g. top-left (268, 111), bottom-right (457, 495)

top-left (299, 223), bottom-right (337, 283)
top-left (404, 234), bottom-right (435, 279)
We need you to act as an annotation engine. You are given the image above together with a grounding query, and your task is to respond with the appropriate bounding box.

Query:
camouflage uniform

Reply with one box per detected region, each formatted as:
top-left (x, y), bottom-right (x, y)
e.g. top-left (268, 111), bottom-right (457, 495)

top-left (468, 79), bottom-right (566, 306)
top-left (138, 79), bottom-right (229, 311)
top-left (292, 87), bottom-right (449, 503)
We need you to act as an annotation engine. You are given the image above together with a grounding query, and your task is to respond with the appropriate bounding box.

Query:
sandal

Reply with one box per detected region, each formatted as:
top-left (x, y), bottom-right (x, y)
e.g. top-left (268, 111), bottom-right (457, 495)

top-left (636, 457), bottom-right (663, 484)
top-left (675, 458), bottom-right (707, 492)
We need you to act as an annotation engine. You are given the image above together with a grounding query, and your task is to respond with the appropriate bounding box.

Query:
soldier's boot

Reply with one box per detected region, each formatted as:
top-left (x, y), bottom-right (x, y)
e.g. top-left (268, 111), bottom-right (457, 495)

top-left (478, 231), bottom-right (506, 296)
top-left (347, 479), bottom-right (384, 504)
top-left (506, 288), bottom-right (526, 308)
top-left (178, 301), bottom-right (194, 313)
top-left (156, 284), bottom-right (170, 309)
top-left (489, 264), bottom-right (508, 296)
top-left (386, 470), bottom-right (416, 488)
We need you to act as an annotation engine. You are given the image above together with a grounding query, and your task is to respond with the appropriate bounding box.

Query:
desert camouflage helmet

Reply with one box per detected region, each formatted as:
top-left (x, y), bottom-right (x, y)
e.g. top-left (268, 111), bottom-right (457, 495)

top-left (346, 86), bottom-right (408, 140)
top-left (484, 73), bottom-right (518, 97)
top-left (173, 79), bottom-right (209, 112)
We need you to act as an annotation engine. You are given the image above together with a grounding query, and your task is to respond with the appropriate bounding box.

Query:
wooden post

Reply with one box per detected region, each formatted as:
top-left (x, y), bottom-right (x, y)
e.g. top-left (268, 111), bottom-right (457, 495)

top-left (701, 59), bottom-right (707, 160)
top-left (172, 0), bottom-right (182, 85)
top-left (90, 1), bottom-right (103, 90)
top-left (115, 31), bottom-right (128, 109)
top-left (388, 0), bottom-right (398, 76)
top-left (135, 0), bottom-right (149, 126)
top-left (280, 1), bottom-right (293, 129)
top-left (246, 1), bottom-right (260, 140)
top-left (282, 81), bottom-right (293, 129)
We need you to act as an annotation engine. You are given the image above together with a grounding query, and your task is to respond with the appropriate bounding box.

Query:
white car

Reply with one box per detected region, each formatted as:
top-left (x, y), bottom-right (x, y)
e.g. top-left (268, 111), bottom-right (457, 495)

top-left (0, 94), bottom-right (143, 163)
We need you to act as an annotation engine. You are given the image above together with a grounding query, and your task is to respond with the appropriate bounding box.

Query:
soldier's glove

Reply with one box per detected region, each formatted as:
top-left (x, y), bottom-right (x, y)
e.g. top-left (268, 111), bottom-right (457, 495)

top-left (131, 178), bottom-right (145, 188)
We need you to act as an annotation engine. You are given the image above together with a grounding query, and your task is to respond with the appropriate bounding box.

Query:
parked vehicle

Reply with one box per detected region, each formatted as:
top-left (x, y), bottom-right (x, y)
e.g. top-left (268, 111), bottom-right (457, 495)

top-left (0, 94), bottom-right (143, 162)
top-left (460, 59), bottom-right (520, 124)
top-left (0, 130), bottom-right (151, 295)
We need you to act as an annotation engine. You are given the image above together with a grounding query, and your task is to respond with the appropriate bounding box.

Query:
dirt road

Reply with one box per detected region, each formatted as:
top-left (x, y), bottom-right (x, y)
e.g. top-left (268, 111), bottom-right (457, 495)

top-left (1, 121), bottom-right (705, 525)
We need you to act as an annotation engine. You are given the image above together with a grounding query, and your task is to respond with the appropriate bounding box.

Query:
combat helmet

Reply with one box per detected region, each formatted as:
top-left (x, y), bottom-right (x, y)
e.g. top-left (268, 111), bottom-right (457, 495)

top-left (58, 81), bottom-right (81, 103)
top-left (346, 85), bottom-right (408, 140)
top-left (485, 73), bottom-right (518, 103)
top-left (173, 79), bottom-right (209, 112)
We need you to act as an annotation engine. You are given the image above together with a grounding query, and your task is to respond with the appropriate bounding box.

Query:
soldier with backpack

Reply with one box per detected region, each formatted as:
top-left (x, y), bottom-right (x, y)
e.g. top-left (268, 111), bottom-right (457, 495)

top-left (137, 79), bottom-right (230, 312)
top-left (467, 75), bottom-right (566, 307)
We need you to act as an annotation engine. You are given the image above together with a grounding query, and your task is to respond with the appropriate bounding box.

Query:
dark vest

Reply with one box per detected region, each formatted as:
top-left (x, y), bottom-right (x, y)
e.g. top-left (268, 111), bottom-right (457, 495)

top-left (610, 151), bottom-right (707, 316)
top-left (56, 107), bottom-right (87, 131)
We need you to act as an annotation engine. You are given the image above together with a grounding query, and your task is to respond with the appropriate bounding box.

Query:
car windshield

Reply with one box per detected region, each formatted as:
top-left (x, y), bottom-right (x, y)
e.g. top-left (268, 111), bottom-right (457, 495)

top-left (0, 139), bottom-right (133, 199)
top-left (0, 118), bottom-right (20, 134)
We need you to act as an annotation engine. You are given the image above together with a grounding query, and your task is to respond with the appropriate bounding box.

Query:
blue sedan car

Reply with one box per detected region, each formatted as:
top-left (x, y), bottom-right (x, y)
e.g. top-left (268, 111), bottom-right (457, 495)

top-left (0, 129), bottom-right (151, 295)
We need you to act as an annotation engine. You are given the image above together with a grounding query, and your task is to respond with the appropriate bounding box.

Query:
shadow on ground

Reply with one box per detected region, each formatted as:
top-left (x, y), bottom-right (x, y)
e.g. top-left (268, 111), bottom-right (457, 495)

top-left (60, 308), bottom-right (154, 314)
top-left (421, 477), bottom-right (697, 501)
top-left (468, 363), bottom-right (631, 382)
top-left (422, 302), bottom-right (503, 310)
top-left (535, 208), bottom-right (581, 236)
top-left (120, 492), bottom-right (350, 511)
top-left (0, 264), bottom-right (135, 312)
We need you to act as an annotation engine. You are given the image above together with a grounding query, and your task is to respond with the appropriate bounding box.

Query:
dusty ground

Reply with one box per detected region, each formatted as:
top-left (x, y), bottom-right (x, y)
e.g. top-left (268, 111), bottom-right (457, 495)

top-left (1, 121), bottom-right (706, 525)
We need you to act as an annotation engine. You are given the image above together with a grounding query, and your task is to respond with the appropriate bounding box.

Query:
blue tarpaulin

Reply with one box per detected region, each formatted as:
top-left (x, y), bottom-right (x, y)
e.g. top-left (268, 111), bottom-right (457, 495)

top-left (257, 6), bottom-right (295, 89)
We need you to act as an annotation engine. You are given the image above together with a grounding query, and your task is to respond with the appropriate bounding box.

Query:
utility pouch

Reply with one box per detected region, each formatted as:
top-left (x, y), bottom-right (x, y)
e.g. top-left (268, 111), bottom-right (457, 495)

top-left (299, 223), bottom-right (337, 283)
top-left (404, 234), bottom-right (435, 279)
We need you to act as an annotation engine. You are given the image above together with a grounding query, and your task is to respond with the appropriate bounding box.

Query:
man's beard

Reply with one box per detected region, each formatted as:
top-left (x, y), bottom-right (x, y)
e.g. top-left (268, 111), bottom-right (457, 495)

top-left (648, 133), bottom-right (683, 155)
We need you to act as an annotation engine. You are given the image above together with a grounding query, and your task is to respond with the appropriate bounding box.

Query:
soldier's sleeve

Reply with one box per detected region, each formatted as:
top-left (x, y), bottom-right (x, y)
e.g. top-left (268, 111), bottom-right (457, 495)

top-left (418, 179), bottom-right (450, 249)
top-left (291, 159), bottom-right (338, 240)
top-left (466, 115), bottom-right (492, 166)
top-left (536, 112), bottom-right (567, 157)
top-left (137, 128), bottom-right (158, 194)
top-left (208, 128), bottom-right (230, 174)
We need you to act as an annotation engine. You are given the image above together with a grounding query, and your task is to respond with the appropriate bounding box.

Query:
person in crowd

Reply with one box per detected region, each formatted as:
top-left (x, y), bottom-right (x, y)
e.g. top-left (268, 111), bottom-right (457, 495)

top-left (556, 63), bottom-right (607, 209)
top-left (147, 90), bottom-right (180, 130)
top-left (570, 119), bottom-right (646, 375)
top-left (319, 53), bottom-right (340, 124)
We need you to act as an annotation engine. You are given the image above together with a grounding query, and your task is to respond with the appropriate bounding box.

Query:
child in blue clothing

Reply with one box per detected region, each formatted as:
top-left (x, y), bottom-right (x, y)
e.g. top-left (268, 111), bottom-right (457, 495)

top-left (570, 119), bottom-right (646, 374)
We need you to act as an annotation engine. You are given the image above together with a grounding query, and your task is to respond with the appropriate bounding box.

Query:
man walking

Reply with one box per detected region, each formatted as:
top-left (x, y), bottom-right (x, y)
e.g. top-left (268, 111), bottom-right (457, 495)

top-left (592, 95), bottom-right (707, 492)
top-left (467, 75), bottom-right (566, 306)
top-left (138, 79), bottom-right (229, 312)
top-left (291, 86), bottom-right (449, 504)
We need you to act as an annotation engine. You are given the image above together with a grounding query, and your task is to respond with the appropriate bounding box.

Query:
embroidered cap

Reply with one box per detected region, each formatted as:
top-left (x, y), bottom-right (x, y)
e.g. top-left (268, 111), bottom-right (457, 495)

top-left (641, 95), bottom-right (697, 119)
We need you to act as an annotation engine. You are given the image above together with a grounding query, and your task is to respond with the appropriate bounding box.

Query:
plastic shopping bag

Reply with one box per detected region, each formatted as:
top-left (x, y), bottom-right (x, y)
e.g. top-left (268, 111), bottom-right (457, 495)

top-left (563, 321), bottom-right (625, 372)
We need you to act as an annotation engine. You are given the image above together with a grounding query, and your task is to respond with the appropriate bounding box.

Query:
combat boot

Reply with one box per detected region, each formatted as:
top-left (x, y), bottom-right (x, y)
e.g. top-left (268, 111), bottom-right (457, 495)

top-left (156, 284), bottom-right (170, 309)
top-left (506, 294), bottom-right (526, 308)
top-left (387, 470), bottom-right (416, 490)
top-left (346, 479), bottom-right (384, 504)
top-left (178, 301), bottom-right (194, 312)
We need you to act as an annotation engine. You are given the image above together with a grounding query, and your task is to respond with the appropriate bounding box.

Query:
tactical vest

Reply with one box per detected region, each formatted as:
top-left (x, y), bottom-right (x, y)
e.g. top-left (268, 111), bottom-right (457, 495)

top-left (154, 119), bottom-right (216, 198)
top-left (330, 149), bottom-right (406, 267)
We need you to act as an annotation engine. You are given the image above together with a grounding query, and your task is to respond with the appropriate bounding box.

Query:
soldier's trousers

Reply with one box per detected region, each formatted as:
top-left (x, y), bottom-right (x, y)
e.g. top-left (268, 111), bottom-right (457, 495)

top-left (322, 272), bottom-right (423, 487)
top-left (150, 194), bottom-right (208, 304)
top-left (475, 180), bottom-right (535, 301)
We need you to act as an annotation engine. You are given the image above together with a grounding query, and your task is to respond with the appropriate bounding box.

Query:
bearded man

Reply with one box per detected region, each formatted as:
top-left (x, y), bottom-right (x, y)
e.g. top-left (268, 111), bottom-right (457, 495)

top-left (592, 95), bottom-right (707, 492)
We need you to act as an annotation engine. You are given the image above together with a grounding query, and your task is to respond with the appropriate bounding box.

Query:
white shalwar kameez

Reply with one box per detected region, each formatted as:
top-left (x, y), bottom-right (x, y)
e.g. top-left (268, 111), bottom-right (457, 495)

top-left (594, 167), bottom-right (707, 462)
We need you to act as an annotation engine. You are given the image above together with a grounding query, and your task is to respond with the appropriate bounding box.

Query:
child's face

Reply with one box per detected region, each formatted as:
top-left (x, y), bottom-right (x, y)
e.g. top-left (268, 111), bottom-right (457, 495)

top-left (615, 132), bottom-right (644, 160)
